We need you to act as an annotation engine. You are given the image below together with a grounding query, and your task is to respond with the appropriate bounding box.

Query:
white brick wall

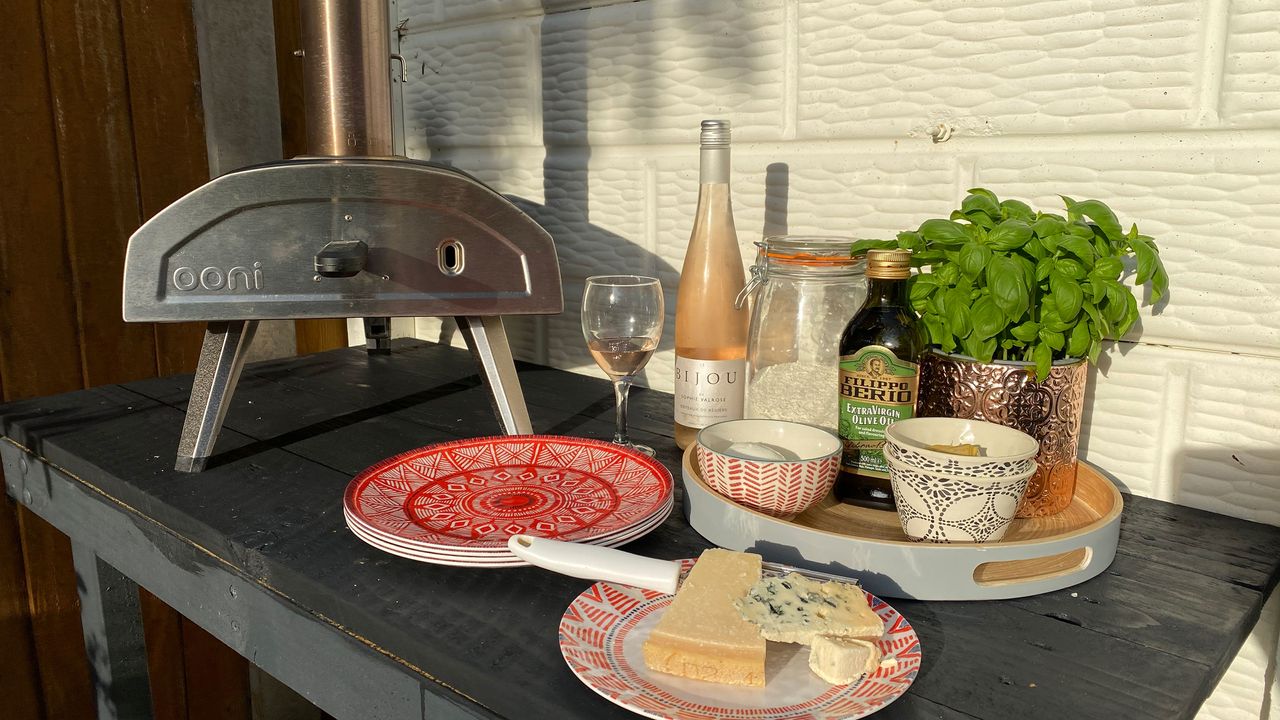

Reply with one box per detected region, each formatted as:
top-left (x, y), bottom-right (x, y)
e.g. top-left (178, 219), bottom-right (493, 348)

top-left (388, 2), bottom-right (1280, 714)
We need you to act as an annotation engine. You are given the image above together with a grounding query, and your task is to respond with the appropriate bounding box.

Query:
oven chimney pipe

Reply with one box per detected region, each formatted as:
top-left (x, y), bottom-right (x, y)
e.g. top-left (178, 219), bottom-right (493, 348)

top-left (299, 0), bottom-right (393, 157)
top-left (299, 0), bottom-right (395, 350)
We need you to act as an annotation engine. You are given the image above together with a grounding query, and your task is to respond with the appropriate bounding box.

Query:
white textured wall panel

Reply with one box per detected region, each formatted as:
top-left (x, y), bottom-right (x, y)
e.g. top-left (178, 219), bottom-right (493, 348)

top-left (798, 0), bottom-right (1203, 138)
top-left (401, 19), bottom-right (537, 152)
top-left (1080, 342), bottom-right (1280, 526)
top-left (539, 0), bottom-right (787, 145)
top-left (1221, 0), bottom-right (1280, 126)
top-left (975, 149), bottom-right (1280, 357)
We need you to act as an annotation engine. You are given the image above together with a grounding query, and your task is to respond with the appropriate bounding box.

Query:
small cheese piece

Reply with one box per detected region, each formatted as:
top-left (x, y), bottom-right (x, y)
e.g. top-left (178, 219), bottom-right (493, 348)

top-left (642, 549), bottom-right (766, 687)
top-left (735, 572), bottom-right (882, 645)
top-left (808, 635), bottom-right (882, 684)
top-left (926, 442), bottom-right (983, 456)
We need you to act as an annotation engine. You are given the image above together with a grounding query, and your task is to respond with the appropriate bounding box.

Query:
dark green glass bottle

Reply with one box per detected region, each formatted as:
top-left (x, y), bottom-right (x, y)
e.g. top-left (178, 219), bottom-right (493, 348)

top-left (835, 249), bottom-right (927, 509)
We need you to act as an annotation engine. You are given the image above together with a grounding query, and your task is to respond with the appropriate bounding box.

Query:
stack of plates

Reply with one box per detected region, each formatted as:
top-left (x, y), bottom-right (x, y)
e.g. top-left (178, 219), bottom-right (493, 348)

top-left (343, 435), bottom-right (674, 567)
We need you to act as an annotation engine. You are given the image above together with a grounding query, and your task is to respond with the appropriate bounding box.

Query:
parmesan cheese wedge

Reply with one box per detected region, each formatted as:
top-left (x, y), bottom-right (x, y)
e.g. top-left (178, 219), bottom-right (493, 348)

top-left (641, 549), bottom-right (766, 686)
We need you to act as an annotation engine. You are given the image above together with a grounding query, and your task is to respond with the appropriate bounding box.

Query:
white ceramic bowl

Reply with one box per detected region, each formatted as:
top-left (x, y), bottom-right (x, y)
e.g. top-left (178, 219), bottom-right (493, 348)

top-left (695, 419), bottom-right (841, 517)
top-left (884, 417), bottom-right (1038, 477)
top-left (886, 451), bottom-right (1037, 543)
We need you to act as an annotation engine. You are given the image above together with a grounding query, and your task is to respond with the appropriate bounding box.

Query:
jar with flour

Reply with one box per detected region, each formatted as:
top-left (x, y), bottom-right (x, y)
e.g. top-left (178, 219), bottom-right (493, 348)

top-left (737, 236), bottom-right (867, 432)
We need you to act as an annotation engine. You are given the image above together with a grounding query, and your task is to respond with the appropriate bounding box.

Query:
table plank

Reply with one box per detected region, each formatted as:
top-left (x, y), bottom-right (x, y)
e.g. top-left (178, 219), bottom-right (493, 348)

top-left (2, 342), bottom-right (1278, 720)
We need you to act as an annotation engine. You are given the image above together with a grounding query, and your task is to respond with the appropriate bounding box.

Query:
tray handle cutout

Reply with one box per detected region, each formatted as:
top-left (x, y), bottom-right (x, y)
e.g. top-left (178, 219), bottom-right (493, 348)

top-left (972, 547), bottom-right (1093, 588)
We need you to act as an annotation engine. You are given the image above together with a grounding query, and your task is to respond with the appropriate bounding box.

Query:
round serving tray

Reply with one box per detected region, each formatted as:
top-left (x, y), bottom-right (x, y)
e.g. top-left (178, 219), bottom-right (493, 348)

top-left (681, 445), bottom-right (1122, 601)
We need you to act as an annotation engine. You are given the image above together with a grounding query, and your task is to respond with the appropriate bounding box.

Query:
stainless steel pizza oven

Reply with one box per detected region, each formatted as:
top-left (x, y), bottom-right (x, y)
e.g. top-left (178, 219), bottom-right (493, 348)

top-left (122, 0), bottom-right (562, 472)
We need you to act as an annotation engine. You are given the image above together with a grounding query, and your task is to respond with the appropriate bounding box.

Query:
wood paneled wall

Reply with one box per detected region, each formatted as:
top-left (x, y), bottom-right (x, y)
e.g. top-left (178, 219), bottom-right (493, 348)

top-left (0, 1), bottom-right (338, 717)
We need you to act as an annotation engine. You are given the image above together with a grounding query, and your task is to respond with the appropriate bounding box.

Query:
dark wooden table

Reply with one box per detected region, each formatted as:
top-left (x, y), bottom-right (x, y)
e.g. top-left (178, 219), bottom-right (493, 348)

top-left (3, 341), bottom-right (1278, 720)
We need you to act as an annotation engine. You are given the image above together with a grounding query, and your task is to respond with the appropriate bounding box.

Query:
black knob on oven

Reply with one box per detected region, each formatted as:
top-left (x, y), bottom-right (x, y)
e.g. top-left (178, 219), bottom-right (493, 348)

top-left (314, 239), bottom-right (368, 278)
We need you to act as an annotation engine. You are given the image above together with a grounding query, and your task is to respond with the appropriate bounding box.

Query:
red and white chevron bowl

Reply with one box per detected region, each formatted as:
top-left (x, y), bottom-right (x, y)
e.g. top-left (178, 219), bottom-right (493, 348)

top-left (696, 422), bottom-right (841, 517)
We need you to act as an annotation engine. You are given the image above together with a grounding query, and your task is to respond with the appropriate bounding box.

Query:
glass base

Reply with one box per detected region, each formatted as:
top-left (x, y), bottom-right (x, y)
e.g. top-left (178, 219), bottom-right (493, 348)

top-left (615, 441), bottom-right (655, 457)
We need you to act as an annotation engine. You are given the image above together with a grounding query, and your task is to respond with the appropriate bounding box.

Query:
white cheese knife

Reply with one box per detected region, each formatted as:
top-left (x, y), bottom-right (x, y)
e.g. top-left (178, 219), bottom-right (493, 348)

top-left (508, 535), bottom-right (860, 595)
top-left (508, 535), bottom-right (682, 594)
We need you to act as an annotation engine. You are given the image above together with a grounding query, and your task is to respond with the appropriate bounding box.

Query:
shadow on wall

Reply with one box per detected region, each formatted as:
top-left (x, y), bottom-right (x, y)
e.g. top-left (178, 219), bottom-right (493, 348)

top-left (435, 2), bottom-right (789, 391)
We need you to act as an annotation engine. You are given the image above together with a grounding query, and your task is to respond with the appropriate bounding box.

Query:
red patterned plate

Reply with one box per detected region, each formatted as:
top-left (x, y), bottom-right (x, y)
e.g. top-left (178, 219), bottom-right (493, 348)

top-left (559, 560), bottom-right (921, 720)
top-left (345, 436), bottom-right (673, 550)
top-left (344, 500), bottom-right (672, 564)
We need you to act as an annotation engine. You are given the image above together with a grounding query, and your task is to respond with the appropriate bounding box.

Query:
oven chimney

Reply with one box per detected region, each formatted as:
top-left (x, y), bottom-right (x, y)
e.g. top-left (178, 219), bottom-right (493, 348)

top-left (299, 0), bottom-right (395, 350)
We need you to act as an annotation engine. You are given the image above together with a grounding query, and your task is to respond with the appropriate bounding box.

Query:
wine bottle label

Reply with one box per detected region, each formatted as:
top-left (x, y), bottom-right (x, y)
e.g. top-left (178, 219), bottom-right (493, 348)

top-left (674, 356), bottom-right (745, 428)
top-left (837, 346), bottom-right (919, 479)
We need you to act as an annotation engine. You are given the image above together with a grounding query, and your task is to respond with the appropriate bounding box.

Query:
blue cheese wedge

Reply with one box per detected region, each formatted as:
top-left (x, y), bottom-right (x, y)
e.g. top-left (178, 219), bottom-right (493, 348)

top-left (734, 572), bottom-right (883, 644)
top-left (808, 635), bottom-right (882, 684)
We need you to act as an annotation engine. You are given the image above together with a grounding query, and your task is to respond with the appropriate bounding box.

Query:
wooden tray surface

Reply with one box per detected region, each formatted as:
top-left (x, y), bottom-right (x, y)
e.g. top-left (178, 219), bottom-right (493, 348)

top-left (682, 446), bottom-right (1123, 600)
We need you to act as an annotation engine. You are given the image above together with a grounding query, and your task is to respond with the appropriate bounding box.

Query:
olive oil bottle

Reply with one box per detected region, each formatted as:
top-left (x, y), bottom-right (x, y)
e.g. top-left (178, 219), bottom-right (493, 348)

top-left (835, 249), bottom-right (926, 508)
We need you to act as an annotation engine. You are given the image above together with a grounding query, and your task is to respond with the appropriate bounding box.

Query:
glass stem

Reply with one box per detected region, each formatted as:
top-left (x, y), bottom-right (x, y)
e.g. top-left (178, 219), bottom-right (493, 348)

top-left (613, 378), bottom-right (632, 446)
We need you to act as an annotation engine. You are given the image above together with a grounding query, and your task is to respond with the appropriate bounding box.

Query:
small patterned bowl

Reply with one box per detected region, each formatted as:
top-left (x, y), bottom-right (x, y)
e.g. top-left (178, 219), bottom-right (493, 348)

top-left (884, 417), bottom-right (1038, 477)
top-left (886, 452), bottom-right (1037, 543)
top-left (695, 419), bottom-right (841, 517)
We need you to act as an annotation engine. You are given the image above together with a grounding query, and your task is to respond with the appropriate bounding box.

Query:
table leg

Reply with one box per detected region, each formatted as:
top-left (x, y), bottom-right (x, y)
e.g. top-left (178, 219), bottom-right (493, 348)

top-left (71, 540), bottom-right (154, 720)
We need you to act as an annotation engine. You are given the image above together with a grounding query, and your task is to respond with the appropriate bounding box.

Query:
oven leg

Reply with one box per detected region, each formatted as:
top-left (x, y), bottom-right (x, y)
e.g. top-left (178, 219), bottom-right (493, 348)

top-left (456, 316), bottom-right (532, 435)
top-left (363, 316), bottom-right (391, 354)
top-left (175, 320), bottom-right (259, 472)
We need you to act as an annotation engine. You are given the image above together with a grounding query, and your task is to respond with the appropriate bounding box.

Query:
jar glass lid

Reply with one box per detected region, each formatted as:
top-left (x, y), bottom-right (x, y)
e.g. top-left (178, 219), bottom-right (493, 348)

top-left (759, 235), bottom-right (864, 267)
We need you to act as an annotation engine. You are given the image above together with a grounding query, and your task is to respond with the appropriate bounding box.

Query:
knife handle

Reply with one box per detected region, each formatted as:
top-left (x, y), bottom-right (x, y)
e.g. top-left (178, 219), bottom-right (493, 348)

top-left (507, 535), bottom-right (680, 595)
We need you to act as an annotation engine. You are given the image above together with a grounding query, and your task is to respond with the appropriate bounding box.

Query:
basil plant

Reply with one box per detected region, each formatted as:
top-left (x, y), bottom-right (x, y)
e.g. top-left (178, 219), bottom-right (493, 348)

top-left (852, 189), bottom-right (1169, 381)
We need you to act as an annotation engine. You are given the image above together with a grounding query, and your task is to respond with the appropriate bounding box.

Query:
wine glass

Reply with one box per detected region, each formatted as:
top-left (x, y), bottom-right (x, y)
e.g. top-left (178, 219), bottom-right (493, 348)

top-left (581, 276), bottom-right (665, 456)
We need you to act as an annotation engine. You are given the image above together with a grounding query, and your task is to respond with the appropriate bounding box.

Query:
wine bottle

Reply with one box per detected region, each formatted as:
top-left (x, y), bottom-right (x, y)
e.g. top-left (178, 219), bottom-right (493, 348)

top-left (673, 120), bottom-right (748, 449)
top-left (834, 249), bottom-right (927, 508)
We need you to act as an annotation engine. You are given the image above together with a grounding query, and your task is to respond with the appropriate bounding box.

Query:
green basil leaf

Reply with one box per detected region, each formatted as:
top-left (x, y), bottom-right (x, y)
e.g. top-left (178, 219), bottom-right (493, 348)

top-left (1087, 339), bottom-right (1102, 364)
top-left (962, 192), bottom-right (1002, 221)
top-left (967, 188), bottom-right (999, 203)
top-left (1103, 295), bottom-right (1127, 325)
top-left (1032, 216), bottom-right (1066, 238)
top-left (970, 296), bottom-right (1005, 340)
top-left (1000, 199), bottom-right (1035, 221)
top-left (1010, 321), bottom-right (1041, 342)
top-left (1065, 198), bottom-right (1123, 240)
top-left (989, 255), bottom-right (1028, 318)
top-left (1064, 222), bottom-right (1094, 239)
top-left (1032, 341), bottom-right (1052, 382)
top-left (1040, 233), bottom-right (1061, 254)
top-left (1084, 280), bottom-right (1105, 304)
top-left (909, 279), bottom-right (937, 304)
top-left (896, 231), bottom-right (923, 247)
top-left (1012, 254), bottom-right (1037, 296)
top-left (1036, 257), bottom-right (1054, 282)
top-left (1091, 256), bottom-right (1124, 280)
top-left (958, 242), bottom-right (991, 279)
top-left (919, 219), bottom-right (970, 247)
top-left (911, 250), bottom-right (947, 264)
top-left (1152, 262), bottom-right (1169, 304)
top-left (1055, 257), bottom-right (1087, 280)
top-left (985, 220), bottom-right (1033, 251)
top-left (1023, 236), bottom-right (1048, 260)
top-left (1116, 292), bottom-right (1140, 337)
top-left (1132, 236), bottom-right (1158, 285)
top-left (1059, 235), bottom-right (1096, 267)
top-left (1040, 328), bottom-right (1065, 351)
top-left (1067, 319), bottom-right (1091, 357)
top-left (850, 238), bottom-right (898, 255)
top-left (946, 288), bottom-right (972, 337)
top-left (1051, 272), bottom-right (1084, 323)
top-left (936, 263), bottom-right (961, 285)
top-left (972, 336), bottom-right (997, 363)
top-left (922, 314), bottom-right (946, 348)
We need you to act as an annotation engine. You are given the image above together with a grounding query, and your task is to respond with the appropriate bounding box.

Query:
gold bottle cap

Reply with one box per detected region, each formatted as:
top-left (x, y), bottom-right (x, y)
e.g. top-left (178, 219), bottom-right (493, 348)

top-left (865, 249), bottom-right (912, 280)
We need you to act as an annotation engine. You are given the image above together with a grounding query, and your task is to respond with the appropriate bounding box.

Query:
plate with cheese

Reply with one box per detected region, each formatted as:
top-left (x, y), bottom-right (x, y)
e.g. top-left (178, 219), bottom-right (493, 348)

top-left (558, 549), bottom-right (920, 719)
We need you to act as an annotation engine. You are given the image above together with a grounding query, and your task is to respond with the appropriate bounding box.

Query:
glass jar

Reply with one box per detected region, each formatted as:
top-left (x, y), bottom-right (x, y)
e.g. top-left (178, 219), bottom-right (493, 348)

top-left (737, 236), bottom-right (867, 432)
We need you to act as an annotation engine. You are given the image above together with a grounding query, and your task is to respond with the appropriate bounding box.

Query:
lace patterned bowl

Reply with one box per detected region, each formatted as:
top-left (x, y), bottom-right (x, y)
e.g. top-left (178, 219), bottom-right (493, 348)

top-left (884, 417), bottom-right (1038, 477)
top-left (886, 453), bottom-right (1037, 543)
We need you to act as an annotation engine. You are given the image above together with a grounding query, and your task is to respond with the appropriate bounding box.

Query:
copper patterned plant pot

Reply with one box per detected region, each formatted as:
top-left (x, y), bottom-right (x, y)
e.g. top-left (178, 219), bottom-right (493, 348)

top-left (916, 350), bottom-right (1088, 517)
